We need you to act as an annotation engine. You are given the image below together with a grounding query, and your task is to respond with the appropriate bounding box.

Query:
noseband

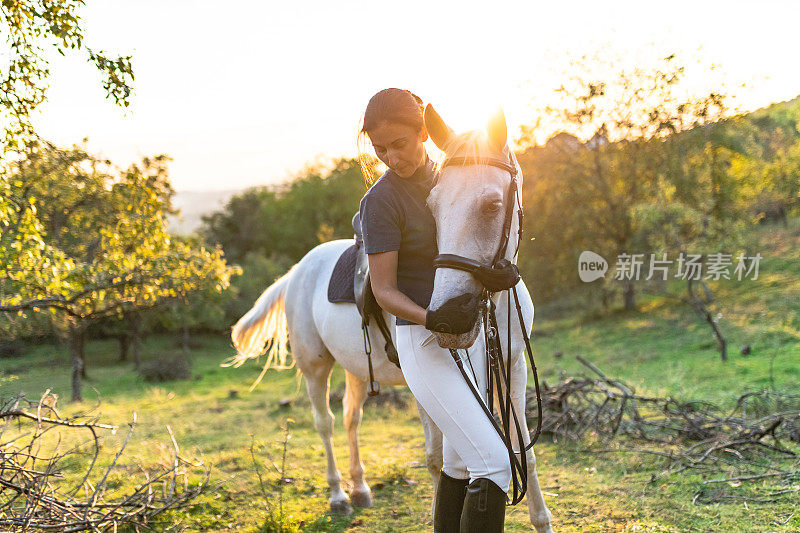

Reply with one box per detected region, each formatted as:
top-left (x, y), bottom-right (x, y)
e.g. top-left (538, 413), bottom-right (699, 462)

top-left (432, 152), bottom-right (523, 293)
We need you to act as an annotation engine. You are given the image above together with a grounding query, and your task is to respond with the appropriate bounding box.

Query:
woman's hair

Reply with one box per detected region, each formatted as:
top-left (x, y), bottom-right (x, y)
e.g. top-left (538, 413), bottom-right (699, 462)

top-left (357, 88), bottom-right (425, 186)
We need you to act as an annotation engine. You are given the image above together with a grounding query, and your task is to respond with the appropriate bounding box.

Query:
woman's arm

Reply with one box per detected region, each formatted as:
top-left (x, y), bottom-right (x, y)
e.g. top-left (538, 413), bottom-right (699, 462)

top-left (368, 251), bottom-right (428, 326)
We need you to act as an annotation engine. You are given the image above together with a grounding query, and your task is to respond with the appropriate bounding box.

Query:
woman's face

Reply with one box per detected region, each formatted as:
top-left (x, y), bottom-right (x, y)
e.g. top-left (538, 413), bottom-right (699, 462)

top-left (368, 121), bottom-right (428, 178)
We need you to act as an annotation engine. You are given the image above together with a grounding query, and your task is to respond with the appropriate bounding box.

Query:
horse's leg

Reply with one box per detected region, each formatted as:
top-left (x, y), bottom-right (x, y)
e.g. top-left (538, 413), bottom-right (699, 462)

top-left (508, 354), bottom-right (553, 533)
top-left (415, 399), bottom-right (443, 517)
top-left (301, 350), bottom-right (351, 514)
top-left (342, 369), bottom-right (372, 508)
top-left (495, 282), bottom-right (553, 531)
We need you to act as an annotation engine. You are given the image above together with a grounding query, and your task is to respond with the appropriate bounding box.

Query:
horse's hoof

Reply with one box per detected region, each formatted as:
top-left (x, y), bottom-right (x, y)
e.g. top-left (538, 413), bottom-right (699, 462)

top-left (350, 489), bottom-right (373, 508)
top-left (329, 499), bottom-right (354, 515)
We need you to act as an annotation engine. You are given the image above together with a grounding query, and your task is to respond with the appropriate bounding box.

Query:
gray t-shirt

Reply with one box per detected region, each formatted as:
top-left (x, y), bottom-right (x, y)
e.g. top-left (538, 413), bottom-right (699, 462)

top-left (359, 155), bottom-right (438, 325)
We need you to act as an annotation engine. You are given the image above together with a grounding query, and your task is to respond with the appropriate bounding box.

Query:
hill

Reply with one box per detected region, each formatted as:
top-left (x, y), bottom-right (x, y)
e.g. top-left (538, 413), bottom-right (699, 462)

top-left (167, 189), bottom-right (243, 235)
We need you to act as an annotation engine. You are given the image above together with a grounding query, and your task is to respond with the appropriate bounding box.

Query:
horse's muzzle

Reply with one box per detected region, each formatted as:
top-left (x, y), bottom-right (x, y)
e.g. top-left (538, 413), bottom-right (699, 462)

top-left (432, 319), bottom-right (482, 349)
top-left (429, 293), bottom-right (483, 348)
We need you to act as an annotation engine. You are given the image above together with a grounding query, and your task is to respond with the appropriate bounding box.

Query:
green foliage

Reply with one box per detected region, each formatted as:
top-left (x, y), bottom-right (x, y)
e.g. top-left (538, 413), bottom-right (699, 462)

top-left (515, 52), bottom-right (800, 308)
top-left (630, 201), bottom-right (739, 255)
top-left (1, 143), bottom-right (237, 323)
top-left (730, 137), bottom-right (800, 224)
top-left (200, 158), bottom-right (365, 326)
top-left (0, 0), bottom-right (140, 330)
top-left (202, 158), bottom-right (365, 266)
top-left (223, 252), bottom-right (295, 326)
top-left (517, 53), bottom-right (731, 304)
top-left (0, 0), bottom-right (134, 149)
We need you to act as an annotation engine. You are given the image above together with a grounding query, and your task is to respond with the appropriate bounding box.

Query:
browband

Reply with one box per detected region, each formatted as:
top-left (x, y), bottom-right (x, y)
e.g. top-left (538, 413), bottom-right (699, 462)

top-left (441, 156), bottom-right (518, 177)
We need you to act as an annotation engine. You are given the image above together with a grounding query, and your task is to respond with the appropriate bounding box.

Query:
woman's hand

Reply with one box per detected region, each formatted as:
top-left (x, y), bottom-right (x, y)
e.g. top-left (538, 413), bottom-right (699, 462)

top-left (424, 293), bottom-right (480, 334)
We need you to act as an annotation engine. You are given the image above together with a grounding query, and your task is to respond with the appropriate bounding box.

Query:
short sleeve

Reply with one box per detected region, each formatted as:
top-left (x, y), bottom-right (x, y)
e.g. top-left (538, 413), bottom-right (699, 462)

top-left (359, 185), bottom-right (402, 254)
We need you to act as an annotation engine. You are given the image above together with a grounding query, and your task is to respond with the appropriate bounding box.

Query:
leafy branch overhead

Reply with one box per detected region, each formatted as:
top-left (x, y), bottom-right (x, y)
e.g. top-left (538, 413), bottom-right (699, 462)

top-left (0, 0), bottom-right (134, 150)
top-left (1, 0), bottom-right (142, 319)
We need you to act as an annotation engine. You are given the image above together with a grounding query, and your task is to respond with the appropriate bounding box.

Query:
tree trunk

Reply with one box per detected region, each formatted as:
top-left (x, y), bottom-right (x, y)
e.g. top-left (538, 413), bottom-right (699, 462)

top-left (687, 280), bottom-right (727, 362)
top-left (622, 279), bottom-right (636, 311)
top-left (600, 287), bottom-right (611, 312)
top-left (118, 334), bottom-right (130, 362)
top-left (131, 312), bottom-right (142, 370)
top-left (706, 312), bottom-right (728, 362)
top-left (81, 345), bottom-right (88, 379)
top-left (69, 320), bottom-right (86, 402)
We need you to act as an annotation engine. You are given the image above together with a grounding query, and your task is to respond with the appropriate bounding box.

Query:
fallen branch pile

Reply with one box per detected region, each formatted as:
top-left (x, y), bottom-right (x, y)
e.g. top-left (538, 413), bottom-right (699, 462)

top-left (526, 356), bottom-right (800, 503)
top-left (0, 391), bottom-right (209, 532)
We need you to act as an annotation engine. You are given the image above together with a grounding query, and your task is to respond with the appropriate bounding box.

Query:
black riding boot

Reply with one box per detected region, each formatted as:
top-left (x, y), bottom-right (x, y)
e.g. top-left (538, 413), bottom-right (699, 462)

top-left (459, 478), bottom-right (507, 533)
top-left (434, 471), bottom-right (469, 533)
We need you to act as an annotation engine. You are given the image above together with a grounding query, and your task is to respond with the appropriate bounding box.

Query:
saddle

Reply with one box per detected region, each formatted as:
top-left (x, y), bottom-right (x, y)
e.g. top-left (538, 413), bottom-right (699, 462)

top-left (352, 213), bottom-right (400, 394)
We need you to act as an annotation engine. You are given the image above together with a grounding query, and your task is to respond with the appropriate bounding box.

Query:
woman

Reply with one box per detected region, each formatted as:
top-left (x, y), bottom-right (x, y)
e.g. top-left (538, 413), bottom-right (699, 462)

top-left (358, 88), bottom-right (511, 532)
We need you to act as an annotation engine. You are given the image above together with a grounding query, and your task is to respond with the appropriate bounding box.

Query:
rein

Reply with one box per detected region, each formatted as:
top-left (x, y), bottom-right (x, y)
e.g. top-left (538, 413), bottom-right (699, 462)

top-left (432, 150), bottom-right (544, 506)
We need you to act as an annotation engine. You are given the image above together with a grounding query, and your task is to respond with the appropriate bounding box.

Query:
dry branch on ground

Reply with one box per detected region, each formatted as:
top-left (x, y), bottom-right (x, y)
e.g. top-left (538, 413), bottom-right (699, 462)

top-left (526, 356), bottom-right (800, 503)
top-left (0, 391), bottom-right (209, 532)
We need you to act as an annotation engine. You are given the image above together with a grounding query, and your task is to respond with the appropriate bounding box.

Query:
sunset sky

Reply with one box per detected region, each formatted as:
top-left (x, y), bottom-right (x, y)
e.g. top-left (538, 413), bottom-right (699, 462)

top-left (32, 0), bottom-right (800, 192)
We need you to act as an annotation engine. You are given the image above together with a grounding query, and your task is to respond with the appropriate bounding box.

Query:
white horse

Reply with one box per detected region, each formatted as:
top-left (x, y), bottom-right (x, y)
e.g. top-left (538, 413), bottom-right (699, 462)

top-left (228, 106), bottom-right (553, 532)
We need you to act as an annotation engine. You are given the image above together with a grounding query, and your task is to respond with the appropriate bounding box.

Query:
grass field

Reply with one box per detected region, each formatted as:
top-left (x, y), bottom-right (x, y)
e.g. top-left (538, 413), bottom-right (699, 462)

top-left (1, 221), bottom-right (798, 532)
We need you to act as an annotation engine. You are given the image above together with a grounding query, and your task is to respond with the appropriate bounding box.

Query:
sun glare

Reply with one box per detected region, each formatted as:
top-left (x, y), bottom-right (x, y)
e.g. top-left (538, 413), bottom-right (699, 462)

top-left (434, 99), bottom-right (501, 134)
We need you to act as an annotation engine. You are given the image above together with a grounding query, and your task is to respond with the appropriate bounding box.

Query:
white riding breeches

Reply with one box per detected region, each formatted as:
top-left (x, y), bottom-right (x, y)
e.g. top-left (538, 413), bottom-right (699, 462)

top-left (396, 323), bottom-right (512, 491)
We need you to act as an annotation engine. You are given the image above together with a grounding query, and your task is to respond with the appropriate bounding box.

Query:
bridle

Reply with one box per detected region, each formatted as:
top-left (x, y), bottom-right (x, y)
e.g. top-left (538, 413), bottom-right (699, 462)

top-left (431, 149), bottom-right (543, 505)
top-left (433, 153), bottom-right (520, 281)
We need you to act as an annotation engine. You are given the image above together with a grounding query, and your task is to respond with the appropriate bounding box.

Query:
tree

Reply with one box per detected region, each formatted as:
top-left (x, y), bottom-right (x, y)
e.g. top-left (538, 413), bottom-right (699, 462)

top-left (631, 202), bottom-right (740, 361)
top-left (517, 52), bottom-right (732, 310)
top-left (731, 138), bottom-right (800, 225)
top-left (1, 0), bottom-right (135, 318)
top-left (3, 144), bottom-right (239, 400)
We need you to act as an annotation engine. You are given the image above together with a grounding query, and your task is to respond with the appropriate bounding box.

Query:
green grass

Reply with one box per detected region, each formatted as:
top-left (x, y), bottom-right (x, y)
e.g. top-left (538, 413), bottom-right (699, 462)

top-left (1, 221), bottom-right (798, 532)
top-left (533, 219), bottom-right (800, 405)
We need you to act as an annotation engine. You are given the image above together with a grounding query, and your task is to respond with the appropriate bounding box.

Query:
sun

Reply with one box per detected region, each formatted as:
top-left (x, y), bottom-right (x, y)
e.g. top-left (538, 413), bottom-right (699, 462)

top-left (420, 78), bottom-right (530, 154)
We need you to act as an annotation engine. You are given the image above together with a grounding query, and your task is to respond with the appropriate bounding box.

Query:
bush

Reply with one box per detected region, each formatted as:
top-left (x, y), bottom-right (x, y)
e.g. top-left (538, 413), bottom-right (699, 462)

top-left (140, 353), bottom-right (192, 382)
top-left (0, 341), bottom-right (24, 359)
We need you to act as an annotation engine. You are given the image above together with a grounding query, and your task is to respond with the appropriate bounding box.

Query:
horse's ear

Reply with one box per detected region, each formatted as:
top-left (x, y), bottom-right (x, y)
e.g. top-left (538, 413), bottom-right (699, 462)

top-left (424, 104), bottom-right (454, 151)
top-left (487, 108), bottom-right (507, 152)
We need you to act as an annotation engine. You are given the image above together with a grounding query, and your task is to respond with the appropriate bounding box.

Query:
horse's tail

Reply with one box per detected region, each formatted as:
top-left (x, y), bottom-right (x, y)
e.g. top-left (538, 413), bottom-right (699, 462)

top-left (223, 265), bottom-right (297, 390)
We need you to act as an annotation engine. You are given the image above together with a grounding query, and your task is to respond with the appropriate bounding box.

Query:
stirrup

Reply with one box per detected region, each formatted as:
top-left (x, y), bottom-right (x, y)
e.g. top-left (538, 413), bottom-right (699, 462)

top-left (362, 318), bottom-right (380, 397)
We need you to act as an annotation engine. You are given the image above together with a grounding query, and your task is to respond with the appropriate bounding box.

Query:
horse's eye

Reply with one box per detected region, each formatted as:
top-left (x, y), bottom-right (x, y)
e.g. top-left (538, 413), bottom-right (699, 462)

top-left (482, 200), bottom-right (503, 215)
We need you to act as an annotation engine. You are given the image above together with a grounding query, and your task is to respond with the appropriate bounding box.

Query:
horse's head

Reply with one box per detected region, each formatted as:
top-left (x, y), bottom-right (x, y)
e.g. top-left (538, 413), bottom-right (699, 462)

top-left (424, 104), bottom-right (522, 349)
